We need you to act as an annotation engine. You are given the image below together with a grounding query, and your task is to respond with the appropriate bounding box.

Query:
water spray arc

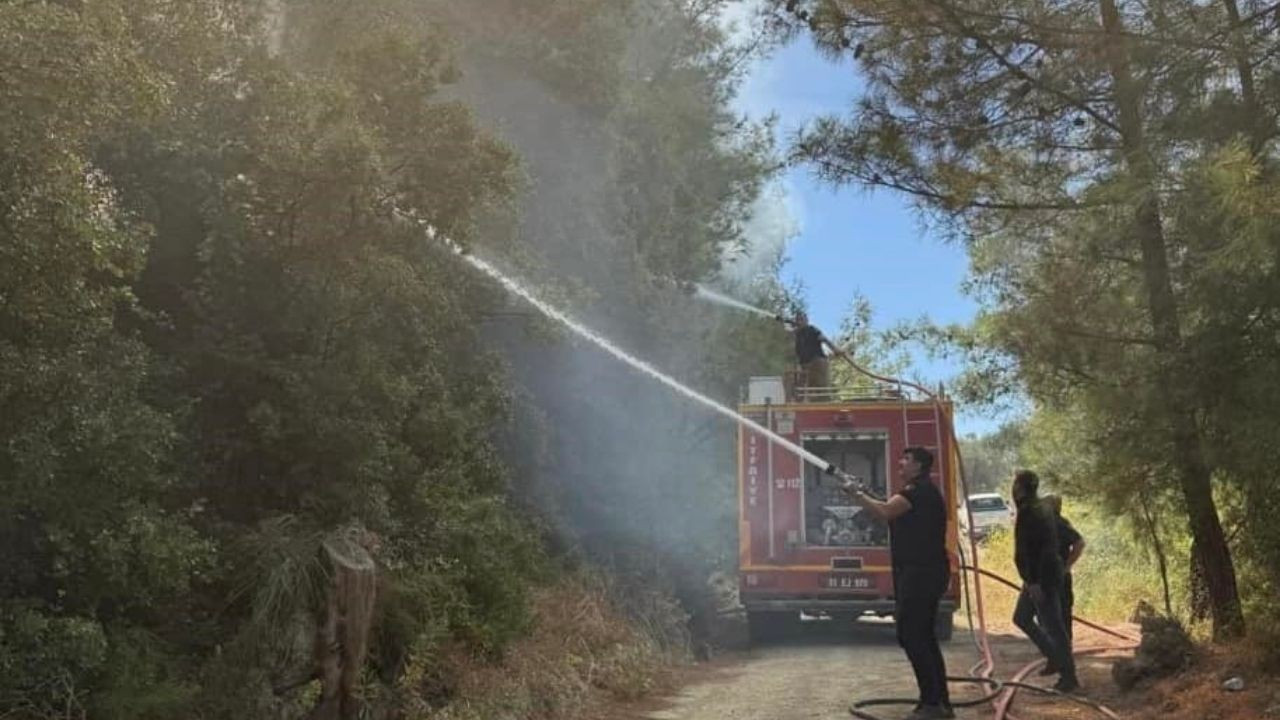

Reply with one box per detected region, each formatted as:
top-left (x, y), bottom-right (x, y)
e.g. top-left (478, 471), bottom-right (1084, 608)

top-left (419, 225), bottom-right (865, 491)
top-left (691, 284), bottom-right (781, 321)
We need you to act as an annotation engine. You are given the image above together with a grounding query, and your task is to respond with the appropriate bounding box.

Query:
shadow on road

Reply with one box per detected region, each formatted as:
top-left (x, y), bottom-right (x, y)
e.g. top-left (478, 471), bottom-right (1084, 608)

top-left (748, 614), bottom-right (903, 648)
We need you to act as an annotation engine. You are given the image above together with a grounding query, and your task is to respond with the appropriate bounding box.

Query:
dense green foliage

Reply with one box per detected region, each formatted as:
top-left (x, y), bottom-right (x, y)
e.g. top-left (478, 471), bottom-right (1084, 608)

top-left (1, 0), bottom-right (788, 716)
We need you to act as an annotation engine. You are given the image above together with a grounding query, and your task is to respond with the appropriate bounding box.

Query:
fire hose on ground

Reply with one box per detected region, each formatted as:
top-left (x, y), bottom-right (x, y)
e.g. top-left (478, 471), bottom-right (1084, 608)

top-left (787, 322), bottom-right (1138, 719)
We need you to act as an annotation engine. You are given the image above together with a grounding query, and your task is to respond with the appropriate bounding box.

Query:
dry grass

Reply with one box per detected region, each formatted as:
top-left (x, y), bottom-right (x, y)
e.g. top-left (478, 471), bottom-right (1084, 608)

top-left (1115, 642), bottom-right (1280, 720)
top-left (407, 574), bottom-right (683, 720)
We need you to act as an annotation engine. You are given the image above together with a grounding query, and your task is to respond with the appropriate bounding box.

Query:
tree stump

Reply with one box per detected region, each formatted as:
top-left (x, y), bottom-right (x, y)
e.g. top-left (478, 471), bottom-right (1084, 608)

top-left (309, 533), bottom-right (377, 720)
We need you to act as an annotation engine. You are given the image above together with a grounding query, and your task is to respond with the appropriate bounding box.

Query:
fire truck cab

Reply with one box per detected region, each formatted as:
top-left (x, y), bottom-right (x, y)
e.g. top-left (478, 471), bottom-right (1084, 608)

top-left (737, 375), bottom-right (961, 641)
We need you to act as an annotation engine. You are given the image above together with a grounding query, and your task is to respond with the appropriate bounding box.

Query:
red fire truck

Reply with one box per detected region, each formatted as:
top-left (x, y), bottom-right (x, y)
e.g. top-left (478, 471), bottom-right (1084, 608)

top-left (737, 375), bottom-right (961, 641)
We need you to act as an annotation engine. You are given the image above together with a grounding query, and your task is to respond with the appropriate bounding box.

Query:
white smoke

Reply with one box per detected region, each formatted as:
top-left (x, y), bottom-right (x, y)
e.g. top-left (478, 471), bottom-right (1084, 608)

top-left (715, 1), bottom-right (803, 285)
top-left (715, 0), bottom-right (767, 46)
top-left (720, 178), bottom-right (802, 284)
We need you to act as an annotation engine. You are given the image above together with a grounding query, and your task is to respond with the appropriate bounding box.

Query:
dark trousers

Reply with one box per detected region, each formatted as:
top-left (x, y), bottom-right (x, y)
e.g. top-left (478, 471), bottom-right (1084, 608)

top-left (1013, 583), bottom-right (1076, 679)
top-left (1062, 573), bottom-right (1075, 643)
top-left (894, 564), bottom-right (951, 707)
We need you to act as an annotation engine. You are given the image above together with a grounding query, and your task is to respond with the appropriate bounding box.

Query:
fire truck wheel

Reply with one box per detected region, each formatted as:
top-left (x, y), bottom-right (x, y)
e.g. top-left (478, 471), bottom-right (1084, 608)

top-left (747, 611), bottom-right (798, 643)
top-left (935, 610), bottom-right (954, 642)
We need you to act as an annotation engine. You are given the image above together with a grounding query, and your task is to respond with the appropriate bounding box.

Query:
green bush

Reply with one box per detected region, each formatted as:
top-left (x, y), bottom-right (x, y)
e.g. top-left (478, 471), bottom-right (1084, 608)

top-left (0, 606), bottom-right (107, 717)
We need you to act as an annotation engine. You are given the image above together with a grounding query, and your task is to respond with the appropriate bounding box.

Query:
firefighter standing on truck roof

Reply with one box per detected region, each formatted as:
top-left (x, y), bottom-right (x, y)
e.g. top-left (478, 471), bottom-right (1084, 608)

top-left (790, 311), bottom-right (829, 394)
top-left (844, 447), bottom-right (954, 720)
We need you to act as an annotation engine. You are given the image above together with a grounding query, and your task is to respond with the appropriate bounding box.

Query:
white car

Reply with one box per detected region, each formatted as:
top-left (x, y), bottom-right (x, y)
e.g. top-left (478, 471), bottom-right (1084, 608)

top-left (963, 493), bottom-right (1013, 539)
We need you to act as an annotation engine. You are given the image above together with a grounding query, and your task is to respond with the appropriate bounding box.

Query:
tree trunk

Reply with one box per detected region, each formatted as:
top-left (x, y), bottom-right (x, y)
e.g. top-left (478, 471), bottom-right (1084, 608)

top-left (1141, 489), bottom-right (1172, 614)
top-left (1138, 490), bottom-right (1173, 617)
top-left (1097, 0), bottom-right (1245, 639)
top-left (1189, 537), bottom-right (1211, 623)
top-left (1220, 0), bottom-right (1267, 154)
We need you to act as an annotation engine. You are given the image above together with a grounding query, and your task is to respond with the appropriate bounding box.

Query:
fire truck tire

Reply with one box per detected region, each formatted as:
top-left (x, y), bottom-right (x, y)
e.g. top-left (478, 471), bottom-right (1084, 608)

top-left (935, 610), bottom-right (954, 642)
top-left (747, 611), bottom-right (798, 643)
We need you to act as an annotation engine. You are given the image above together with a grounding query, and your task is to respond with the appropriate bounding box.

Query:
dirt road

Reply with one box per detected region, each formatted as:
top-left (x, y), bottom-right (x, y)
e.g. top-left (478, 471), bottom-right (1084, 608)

top-left (639, 618), bottom-right (1132, 720)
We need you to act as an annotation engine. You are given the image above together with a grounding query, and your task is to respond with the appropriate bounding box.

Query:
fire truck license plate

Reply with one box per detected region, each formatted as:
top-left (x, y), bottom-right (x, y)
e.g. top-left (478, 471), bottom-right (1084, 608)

top-left (825, 575), bottom-right (871, 590)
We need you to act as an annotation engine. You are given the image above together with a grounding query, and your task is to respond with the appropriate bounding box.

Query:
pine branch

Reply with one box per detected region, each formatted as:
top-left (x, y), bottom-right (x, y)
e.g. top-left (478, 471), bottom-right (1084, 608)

top-left (809, 157), bottom-right (1100, 213)
top-left (926, 1), bottom-right (1124, 135)
top-left (1050, 324), bottom-right (1158, 346)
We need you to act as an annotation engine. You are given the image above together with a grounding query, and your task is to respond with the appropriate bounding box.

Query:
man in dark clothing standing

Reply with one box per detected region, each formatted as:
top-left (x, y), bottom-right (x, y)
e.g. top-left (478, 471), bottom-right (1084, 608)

top-left (1044, 495), bottom-right (1085, 645)
top-left (790, 311), bottom-right (829, 397)
top-left (845, 447), bottom-right (953, 720)
top-left (1012, 471), bottom-right (1079, 692)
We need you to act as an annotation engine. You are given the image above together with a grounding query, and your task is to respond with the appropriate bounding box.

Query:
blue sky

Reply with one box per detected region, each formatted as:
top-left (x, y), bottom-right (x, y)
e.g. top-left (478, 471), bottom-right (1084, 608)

top-left (728, 33), bottom-right (1008, 435)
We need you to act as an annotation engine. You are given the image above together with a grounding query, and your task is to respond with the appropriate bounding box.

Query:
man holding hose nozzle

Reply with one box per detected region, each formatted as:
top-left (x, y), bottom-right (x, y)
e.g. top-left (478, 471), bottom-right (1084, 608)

top-left (782, 311), bottom-right (830, 399)
top-left (1012, 471), bottom-right (1081, 692)
top-left (842, 447), bottom-right (953, 720)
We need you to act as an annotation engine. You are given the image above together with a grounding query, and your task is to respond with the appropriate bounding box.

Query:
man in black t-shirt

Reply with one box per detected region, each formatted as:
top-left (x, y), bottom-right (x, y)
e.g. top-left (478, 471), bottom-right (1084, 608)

top-left (790, 312), bottom-right (829, 396)
top-left (1012, 471), bottom-right (1079, 692)
top-left (1044, 495), bottom-right (1085, 645)
top-left (845, 447), bottom-right (953, 720)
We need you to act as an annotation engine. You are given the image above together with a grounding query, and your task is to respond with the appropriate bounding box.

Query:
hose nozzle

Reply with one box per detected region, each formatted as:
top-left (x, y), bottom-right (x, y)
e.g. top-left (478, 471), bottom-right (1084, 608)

top-left (824, 463), bottom-right (865, 492)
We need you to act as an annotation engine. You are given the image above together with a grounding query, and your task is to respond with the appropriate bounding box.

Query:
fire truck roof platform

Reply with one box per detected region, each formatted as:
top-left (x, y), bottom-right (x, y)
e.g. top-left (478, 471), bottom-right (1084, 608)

top-left (742, 375), bottom-right (946, 407)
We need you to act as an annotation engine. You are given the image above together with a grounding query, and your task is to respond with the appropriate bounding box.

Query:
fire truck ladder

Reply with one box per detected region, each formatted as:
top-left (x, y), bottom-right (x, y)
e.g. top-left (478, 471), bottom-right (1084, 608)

top-left (896, 380), bottom-right (947, 485)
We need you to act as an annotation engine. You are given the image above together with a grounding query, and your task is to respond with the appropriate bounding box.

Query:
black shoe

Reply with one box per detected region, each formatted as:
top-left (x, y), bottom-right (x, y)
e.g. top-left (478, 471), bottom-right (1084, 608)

top-left (911, 700), bottom-right (956, 716)
top-left (1053, 675), bottom-right (1080, 693)
top-left (906, 705), bottom-right (955, 720)
top-left (1038, 663), bottom-right (1061, 676)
